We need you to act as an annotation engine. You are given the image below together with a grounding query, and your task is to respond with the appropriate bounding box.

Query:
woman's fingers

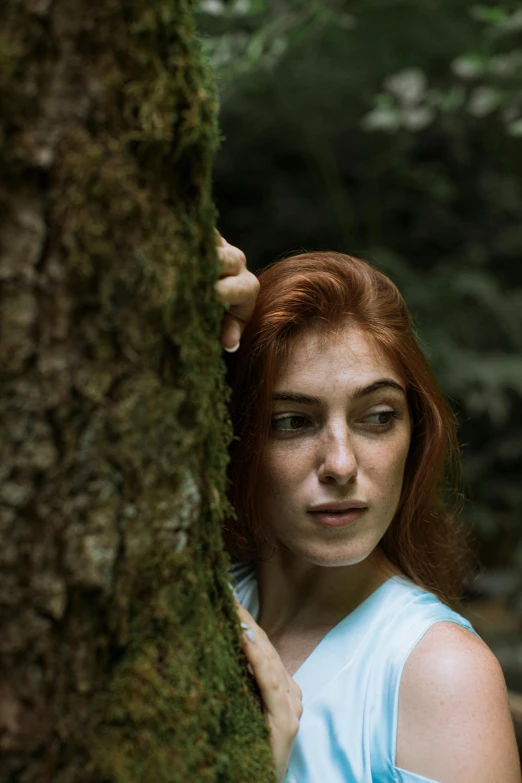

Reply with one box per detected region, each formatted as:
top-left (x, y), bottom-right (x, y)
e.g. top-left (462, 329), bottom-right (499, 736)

top-left (235, 600), bottom-right (261, 639)
top-left (214, 270), bottom-right (259, 310)
top-left (242, 632), bottom-right (297, 724)
top-left (235, 600), bottom-right (302, 781)
top-left (236, 601), bottom-right (301, 723)
top-left (289, 682), bottom-right (304, 719)
top-left (217, 239), bottom-right (245, 277)
top-left (214, 233), bottom-right (259, 350)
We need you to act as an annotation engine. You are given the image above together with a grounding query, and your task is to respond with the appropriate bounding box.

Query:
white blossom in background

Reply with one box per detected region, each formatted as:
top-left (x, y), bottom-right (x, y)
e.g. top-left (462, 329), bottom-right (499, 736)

top-left (199, 0), bottom-right (225, 16)
top-left (361, 106), bottom-right (400, 132)
top-left (363, 68), bottom-right (434, 133)
top-left (494, 9), bottom-right (522, 36)
top-left (384, 68), bottom-right (427, 105)
top-left (468, 86), bottom-right (503, 117)
top-left (508, 118), bottom-right (522, 136)
top-left (451, 55), bottom-right (486, 79)
top-left (488, 51), bottom-right (522, 77)
top-left (401, 106), bottom-right (435, 131)
top-left (232, 0), bottom-right (253, 15)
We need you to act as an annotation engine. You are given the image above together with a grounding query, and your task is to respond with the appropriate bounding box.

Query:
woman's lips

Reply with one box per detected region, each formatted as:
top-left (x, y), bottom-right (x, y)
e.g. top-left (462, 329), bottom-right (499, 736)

top-left (308, 508), bottom-right (367, 527)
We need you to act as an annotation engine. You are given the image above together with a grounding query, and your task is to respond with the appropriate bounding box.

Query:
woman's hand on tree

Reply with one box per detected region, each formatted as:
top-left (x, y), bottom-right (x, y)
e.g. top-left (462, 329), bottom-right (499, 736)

top-left (214, 232), bottom-right (259, 351)
top-left (235, 600), bottom-right (303, 783)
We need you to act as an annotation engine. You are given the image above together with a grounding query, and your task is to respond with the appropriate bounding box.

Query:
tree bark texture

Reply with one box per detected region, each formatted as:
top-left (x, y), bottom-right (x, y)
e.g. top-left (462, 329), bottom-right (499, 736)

top-left (0, 1), bottom-right (274, 780)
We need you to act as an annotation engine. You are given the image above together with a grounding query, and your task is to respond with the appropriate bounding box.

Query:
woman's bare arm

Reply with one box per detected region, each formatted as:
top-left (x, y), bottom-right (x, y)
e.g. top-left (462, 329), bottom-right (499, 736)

top-left (397, 621), bottom-right (522, 783)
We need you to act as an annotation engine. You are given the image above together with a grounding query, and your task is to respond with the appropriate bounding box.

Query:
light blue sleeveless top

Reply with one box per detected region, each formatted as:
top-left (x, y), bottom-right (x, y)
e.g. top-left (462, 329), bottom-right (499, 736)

top-left (230, 562), bottom-right (477, 783)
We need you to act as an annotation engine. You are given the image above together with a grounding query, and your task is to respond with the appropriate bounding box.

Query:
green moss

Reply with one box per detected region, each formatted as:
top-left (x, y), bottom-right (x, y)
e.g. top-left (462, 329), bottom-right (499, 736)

top-left (0, 0), bottom-right (275, 779)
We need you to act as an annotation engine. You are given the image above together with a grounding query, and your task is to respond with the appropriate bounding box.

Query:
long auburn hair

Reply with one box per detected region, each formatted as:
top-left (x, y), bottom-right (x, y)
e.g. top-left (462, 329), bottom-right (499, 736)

top-left (224, 252), bottom-right (471, 605)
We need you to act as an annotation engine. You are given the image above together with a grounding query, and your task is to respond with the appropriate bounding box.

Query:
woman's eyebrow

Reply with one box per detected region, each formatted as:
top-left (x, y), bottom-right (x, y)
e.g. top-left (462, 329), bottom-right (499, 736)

top-left (272, 392), bottom-right (321, 405)
top-left (272, 379), bottom-right (405, 405)
top-left (354, 379), bottom-right (406, 398)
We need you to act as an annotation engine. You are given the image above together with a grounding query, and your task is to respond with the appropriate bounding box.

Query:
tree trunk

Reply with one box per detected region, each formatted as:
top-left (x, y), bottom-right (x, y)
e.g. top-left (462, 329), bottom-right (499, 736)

top-left (0, 1), bottom-right (273, 780)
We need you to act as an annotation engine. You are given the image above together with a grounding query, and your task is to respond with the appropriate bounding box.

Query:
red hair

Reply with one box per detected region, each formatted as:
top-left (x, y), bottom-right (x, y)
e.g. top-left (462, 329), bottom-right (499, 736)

top-left (224, 252), bottom-right (470, 605)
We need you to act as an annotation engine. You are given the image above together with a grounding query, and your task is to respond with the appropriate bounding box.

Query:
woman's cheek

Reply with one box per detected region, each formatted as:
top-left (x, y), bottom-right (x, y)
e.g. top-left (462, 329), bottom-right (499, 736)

top-left (264, 440), bottom-right (314, 484)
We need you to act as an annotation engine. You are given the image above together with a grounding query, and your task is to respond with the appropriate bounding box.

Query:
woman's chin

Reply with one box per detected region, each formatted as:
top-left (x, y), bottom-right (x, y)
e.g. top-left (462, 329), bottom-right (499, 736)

top-left (279, 538), bottom-right (375, 569)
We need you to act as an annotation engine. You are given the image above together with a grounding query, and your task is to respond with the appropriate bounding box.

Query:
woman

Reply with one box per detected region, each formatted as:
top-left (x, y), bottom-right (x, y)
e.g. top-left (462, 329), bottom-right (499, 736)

top-left (214, 234), bottom-right (521, 783)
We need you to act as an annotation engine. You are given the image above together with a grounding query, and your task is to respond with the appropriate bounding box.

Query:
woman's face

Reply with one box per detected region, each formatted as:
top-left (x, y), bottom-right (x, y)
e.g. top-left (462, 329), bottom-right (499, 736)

top-left (257, 324), bottom-right (412, 568)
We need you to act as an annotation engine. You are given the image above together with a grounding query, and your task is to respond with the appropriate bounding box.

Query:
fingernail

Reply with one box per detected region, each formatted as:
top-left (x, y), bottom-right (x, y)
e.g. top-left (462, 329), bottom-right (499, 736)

top-left (247, 663), bottom-right (254, 675)
top-left (240, 622), bottom-right (255, 643)
top-left (224, 340), bottom-right (240, 353)
top-left (223, 319), bottom-right (241, 352)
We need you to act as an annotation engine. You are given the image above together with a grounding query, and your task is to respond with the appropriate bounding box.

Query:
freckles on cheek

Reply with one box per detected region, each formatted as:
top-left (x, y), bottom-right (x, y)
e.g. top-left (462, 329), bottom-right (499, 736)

top-left (366, 441), bottom-right (410, 493)
top-left (261, 443), bottom-right (309, 492)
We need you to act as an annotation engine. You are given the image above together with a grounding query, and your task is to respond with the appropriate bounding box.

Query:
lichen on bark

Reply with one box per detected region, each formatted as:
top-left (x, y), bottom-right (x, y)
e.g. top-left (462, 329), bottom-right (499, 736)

top-left (0, 0), bottom-right (274, 780)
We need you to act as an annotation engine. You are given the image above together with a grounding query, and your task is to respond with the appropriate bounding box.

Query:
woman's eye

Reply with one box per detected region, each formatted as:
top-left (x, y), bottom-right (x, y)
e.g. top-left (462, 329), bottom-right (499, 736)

top-left (272, 415), bottom-right (310, 432)
top-left (363, 409), bottom-right (400, 428)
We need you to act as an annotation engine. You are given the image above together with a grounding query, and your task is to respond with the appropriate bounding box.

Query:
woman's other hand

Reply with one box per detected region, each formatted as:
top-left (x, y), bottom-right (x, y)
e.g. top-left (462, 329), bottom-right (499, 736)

top-left (235, 600), bottom-right (303, 783)
top-left (214, 232), bottom-right (260, 352)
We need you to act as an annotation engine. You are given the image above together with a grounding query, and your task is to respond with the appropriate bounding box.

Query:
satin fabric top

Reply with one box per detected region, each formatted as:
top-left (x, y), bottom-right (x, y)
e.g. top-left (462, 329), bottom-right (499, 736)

top-left (230, 562), bottom-right (477, 783)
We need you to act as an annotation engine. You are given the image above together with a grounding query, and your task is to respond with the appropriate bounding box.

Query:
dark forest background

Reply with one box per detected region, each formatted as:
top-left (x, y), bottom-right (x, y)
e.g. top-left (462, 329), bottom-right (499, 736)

top-left (199, 0), bottom-right (522, 573)
top-left (199, 0), bottom-right (522, 691)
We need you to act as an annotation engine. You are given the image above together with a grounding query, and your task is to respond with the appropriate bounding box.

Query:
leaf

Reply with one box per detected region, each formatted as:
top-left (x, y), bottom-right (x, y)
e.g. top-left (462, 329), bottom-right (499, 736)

top-left (433, 85), bottom-right (466, 112)
top-left (470, 5), bottom-right (509, 25)
top-left (246, 31), bottom-right (266, 62)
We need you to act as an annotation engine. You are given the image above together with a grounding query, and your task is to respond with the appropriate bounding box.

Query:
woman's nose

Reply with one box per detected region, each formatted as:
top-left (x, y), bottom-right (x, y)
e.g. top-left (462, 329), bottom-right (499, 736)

top-left (317, 426), bottom-right (358, 485)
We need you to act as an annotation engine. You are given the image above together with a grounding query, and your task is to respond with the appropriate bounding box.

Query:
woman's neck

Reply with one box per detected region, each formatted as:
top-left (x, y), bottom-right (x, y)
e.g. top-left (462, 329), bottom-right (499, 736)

top-left (255, 548), bottom-right (398, 637)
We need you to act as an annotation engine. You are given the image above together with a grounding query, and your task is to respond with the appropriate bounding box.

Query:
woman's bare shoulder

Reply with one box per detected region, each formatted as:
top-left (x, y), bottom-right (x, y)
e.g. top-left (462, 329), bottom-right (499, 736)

top-left (396, 620), bottom-right (521, 783)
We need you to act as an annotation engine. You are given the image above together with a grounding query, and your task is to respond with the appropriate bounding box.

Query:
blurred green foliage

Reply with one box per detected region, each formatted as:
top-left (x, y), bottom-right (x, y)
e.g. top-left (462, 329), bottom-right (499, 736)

top-left (198, 1), bottom-right (522, 573)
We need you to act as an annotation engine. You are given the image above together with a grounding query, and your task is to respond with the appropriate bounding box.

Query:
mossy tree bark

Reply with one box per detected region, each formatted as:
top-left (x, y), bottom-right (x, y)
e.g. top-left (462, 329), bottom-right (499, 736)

top-left (0, 1), bottom-right (274, 780)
